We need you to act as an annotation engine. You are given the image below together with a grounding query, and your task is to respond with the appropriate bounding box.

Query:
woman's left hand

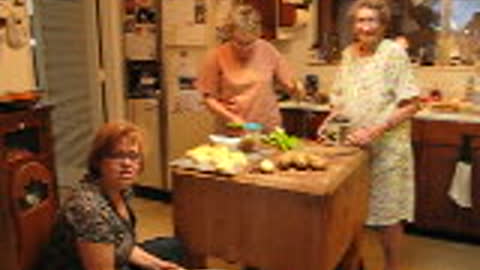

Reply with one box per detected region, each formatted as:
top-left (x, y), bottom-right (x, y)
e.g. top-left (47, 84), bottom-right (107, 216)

top-left (152, 259), bottom-right (182, 270)
top-left (345, 125), bottom-right (384, 147)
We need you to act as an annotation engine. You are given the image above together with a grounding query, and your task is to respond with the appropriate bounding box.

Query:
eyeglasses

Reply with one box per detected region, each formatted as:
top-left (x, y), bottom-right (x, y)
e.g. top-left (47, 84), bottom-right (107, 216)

top-left (354, 17), bottom-right (380, 26)
top-left (106, 151), bottom-right (142, 161)
top-left (232, 39), bottom-right (256, 50)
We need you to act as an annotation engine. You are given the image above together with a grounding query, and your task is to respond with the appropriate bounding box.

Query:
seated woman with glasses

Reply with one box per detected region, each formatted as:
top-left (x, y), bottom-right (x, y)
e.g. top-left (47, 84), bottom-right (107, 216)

top-left (196, 4), bottom-right (305, 135)
top-left (42, 122), bottom-right (184, 270)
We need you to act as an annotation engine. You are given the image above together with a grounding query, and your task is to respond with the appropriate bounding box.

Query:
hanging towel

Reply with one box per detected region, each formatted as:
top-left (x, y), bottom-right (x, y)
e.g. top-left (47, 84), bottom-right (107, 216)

top-left (448, 161), bottom-right (473, 208)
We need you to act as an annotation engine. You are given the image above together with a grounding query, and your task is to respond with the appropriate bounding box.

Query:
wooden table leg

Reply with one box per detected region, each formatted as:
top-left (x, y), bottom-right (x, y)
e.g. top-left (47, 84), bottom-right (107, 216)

top-left (337, 229), bottom-right (365, 270)
top-left (184, 251), bottom-right (207, 269)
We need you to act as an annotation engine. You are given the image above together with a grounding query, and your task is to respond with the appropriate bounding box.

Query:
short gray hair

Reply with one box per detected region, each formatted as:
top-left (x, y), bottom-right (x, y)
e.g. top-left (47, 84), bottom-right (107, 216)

top-left (347, 0), bottom-right (391, 29)
top-left (224, 4), bottom-right (262, 38)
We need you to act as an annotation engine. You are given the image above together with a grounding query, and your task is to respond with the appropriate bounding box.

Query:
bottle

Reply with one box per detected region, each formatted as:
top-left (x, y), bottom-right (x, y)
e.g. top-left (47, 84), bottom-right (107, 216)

top-left (465, 76), bottom-right (475, 102)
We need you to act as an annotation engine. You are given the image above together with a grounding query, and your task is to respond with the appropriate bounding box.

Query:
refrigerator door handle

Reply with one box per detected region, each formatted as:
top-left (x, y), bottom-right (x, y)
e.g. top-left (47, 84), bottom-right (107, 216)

top-left (144, 104), bottom-right (159, 111)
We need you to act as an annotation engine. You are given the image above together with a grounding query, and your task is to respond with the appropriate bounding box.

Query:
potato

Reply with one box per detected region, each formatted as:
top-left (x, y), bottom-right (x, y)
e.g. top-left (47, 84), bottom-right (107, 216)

top-left (277, 151), bottom-right (294, 169)
top-left (307, 154), bottom-right (328, 170)
top-left (259, 159), bottom-right (276, 173)
top-left (275, 151), bottom-right (328, 171)
top-left (292, 152), bottom-right (308, 169)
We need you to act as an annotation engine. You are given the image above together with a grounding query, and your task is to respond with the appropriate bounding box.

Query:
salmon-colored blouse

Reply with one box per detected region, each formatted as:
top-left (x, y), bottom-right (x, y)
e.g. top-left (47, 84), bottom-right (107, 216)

top-left (196, 39), bottom-right (294, 132)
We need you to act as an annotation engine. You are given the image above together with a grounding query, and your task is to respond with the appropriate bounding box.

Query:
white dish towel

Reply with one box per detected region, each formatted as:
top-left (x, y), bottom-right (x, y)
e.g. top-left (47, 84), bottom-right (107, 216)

top-left (448, 161), bottom-right (472, 208)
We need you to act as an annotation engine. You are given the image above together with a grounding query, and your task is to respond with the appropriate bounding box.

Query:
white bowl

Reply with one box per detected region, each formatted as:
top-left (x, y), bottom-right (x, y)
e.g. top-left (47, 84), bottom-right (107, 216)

top-left (208, 134), bottom-right (241, 147)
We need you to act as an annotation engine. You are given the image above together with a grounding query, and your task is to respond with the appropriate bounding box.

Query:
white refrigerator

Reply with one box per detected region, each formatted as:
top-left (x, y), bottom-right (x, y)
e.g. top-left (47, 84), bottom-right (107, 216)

top-left (162, 0), bottom-right (220, 189)
top-left (127, 98), bottom-right (167, 189)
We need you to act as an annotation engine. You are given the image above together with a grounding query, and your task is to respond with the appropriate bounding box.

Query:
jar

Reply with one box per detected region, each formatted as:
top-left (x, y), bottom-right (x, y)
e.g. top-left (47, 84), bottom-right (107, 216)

top-left (321, 115), bottom-right (351, 145)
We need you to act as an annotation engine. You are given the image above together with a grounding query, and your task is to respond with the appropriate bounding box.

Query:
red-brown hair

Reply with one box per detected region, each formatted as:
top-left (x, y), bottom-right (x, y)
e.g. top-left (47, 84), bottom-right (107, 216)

top-left (87, 122), bottom-right (145, 179)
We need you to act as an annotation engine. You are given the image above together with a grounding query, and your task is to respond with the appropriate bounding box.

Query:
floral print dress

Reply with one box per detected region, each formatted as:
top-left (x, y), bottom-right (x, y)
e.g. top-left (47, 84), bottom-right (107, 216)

top-left (331, 39), bottom-right (419, 226)
top-left (42, 179), bottom-right (136, 270)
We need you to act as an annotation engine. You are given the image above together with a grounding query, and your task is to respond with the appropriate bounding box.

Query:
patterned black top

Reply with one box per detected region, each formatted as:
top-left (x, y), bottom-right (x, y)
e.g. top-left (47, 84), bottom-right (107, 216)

top-left (42, 179), bottom-right (136, 270)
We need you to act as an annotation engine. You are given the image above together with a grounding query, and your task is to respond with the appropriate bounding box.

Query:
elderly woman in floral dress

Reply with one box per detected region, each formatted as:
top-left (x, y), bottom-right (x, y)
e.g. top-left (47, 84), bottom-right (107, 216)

top-left (319, 1), bottom-right (420, 270)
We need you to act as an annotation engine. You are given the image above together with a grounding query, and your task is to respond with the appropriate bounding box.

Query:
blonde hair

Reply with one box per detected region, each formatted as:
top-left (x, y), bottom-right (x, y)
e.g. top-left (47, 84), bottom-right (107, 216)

top-left (347, 0), bottom-right (391, 31)
top-left (224, 4), bottom-right (262, 39)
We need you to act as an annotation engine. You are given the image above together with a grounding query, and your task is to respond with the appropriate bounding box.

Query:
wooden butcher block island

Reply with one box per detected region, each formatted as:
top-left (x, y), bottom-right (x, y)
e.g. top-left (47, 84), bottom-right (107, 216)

top-left (172, 145), bottom-right (370, 270)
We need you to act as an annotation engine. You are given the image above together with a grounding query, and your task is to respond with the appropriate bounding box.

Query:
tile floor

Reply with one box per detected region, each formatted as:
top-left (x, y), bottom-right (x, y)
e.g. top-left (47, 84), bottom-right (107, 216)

top-left (131, 197), bottom-right (480, 270)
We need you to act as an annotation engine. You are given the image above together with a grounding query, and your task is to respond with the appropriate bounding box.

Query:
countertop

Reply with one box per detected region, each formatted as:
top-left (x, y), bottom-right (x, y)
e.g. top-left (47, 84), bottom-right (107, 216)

top-left (173, 145), bottom-right (367, 196)
top-left (279, 101), bottom-right (480, 124)
top-left (279, 101), bottom-right (330, 112)
top-left (415, 110), bottom-right (480, 124)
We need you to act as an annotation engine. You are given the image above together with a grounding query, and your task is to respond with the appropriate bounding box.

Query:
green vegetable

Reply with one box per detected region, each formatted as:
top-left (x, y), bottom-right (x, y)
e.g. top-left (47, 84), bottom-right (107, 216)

top-left (226, 122), bottom-right (244, 129)
top-left (226, 122), bottom-right (263, 132)
top-left (262, 127), bottom-right (300, 151)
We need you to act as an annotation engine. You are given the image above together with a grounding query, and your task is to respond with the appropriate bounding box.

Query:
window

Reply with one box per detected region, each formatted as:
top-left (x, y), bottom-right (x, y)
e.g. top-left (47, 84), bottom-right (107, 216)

top-left (317, 0), bottom-right (480, 65)
top-left (428, 0), bottom-right (480, 64)
top-left (424, 0), bottom-right (480, 31)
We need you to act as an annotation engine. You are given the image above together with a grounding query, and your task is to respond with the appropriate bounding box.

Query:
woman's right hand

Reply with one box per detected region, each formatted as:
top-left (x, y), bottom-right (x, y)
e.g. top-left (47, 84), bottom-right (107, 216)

top-left (204, 97), bottom-right (244, 128)
top-left (316, 111), bottom-right (337, 140)
top-left (225, 98), bottom-right (241, 114)
top-left (293, 79), bottom-right (307, 101)
top-left (344, 125), bottom-right (384, 147)
top-left (316, 122), bottom-right (329, 140)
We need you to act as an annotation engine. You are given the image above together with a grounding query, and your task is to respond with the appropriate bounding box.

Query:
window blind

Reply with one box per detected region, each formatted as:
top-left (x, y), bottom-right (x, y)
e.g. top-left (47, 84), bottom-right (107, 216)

top-left (34, 0), bottom-right (96, 186)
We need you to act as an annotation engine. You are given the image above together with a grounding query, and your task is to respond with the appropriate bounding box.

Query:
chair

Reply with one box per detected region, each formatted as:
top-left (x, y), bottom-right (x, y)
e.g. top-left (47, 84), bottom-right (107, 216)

top-left (9, 154), bottom-right (58, 270)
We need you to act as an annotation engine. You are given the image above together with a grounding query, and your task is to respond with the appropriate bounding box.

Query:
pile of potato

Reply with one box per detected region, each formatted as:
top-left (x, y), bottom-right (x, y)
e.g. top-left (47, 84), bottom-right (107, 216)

top-left (257, 150), bottom-right (328, 173)
top-left (186, 144), bottom-right (248, 174)
top-left (276, 151), bottom-right (328, 171)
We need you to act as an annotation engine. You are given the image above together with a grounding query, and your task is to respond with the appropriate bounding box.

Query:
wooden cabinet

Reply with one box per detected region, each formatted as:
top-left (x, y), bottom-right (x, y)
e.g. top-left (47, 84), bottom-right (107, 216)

top-left (245, 0), bottom-right (277, 39)
top-left (244, 0), bottom-right (306, 39)
top-left (281, 108), bottom-right (329, 138)
top-left (412, 119), bottom-right (480, 240)
top-left (0, 106), bottom-right (58, 270)
top-left (317, 0), bottom-right (335, 35)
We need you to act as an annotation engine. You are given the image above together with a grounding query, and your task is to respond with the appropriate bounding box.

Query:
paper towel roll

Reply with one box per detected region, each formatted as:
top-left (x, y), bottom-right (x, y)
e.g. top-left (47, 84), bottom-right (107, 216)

top-left (295, 9), bottom-right (310, 27)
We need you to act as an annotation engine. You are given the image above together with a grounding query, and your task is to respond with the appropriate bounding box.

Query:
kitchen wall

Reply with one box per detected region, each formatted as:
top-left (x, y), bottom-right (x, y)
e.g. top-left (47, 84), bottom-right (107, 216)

top-left (0, 2), bottom-right (35, 94)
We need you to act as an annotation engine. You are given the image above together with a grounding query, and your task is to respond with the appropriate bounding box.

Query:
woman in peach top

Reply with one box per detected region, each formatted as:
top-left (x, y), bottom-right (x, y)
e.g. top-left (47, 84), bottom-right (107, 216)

top-left (196, 4), bottom-right (303, 134)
